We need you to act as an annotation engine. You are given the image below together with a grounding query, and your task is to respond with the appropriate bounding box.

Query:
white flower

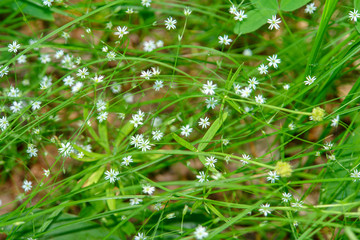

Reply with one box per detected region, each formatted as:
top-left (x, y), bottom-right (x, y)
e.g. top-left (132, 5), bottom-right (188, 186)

top-left (76, 67), bottom-right (89, 79)
top-left (143, 40), bottom-right (156, 52)
top-left (288, 122), bottom-right (296, 130)
top-left (267, 15), bottom-right (281, 30)
top-left (283, 84), bottom-right (290, 90)
top-left (130, 198), bottom-right (143, 205)
top-left (240, 154), bottom-right (250, 165)
top-left (141, 69), bottom-right (153, 80)
top-left (55, 50), bottom-right (64, 59)
top-left (164, 16), bottom-right (177, 30)
top-left (350, 169), bottom-right (360, 182)
top-left (196, 171), bottom-right (208, 183)
top-left (282, 192), bottom-right (292, 203)
top-left (156, 40), bottom-right (164, 48)
top-left (126, 8), bottom-right (134, 14)
top-left (31, 101), bottom-right (41, 111)
top-left (17, 55), bottom-right (27, 64)
top-left (184, 8), bottom-right (192, 16)
top-left (194, 225), bottom-right (208, 240)
top-left (331, 115), bottom-right (339, 127)
top-left (71, 82), bottom-right (83, 93)
top-left (111, 83), bottom-right (121, 93)
top-left (96, 100), bottom-right (107, 112)
top-left (255, 95), bottom-right (266, 104)
top-left (323, 141), bottom-right (333, 150)
top-left (198, 117), bottom-right (210, 129)
top-left (304, 75), bottom-right (316, 85)
top-left (134, 233), bottom-right (147, 240)
top-left (104, 169), bottom-right (119, 183)
top-left (248, 77), bottom-right (259, 90)
top-left (27, 144), bottom-right (38, 157)
top-left (141, 0), bottom-right (151, 7)
top-left (0, 116), bottom-right (9, 131)
top-left (142, 185), bottom-right (155, 195)
top-left (139, 139), bottom-right (151, 152)
top-left (267, 171), bottom-right (279, 183)
top-left (10, 101), bottom-right (23, 113)
top-left (92, 74), bottom-right (104, 83)
top-left (8, 86), bottom-right (21, 97)
top-left (205, 156), bottom-right (217, 168)
top-left (0, 65), bottom-right (9, 77)
top-left (153, 80), bottom-right (164, 91)
top-left (349, 9), bottom-right (360, 22)
top-left (97, 112), bottom-right (108, 123)
top-left (114, 26), bottom-right (129, 38)
top-left (105, 22), bottom-right (113, 29)
top-left (259, 203), bottom-right (272, 216)
top-left (180, 125), bottom-right (193, 137)
top-left (130, 134), bottom-right (144, 147)
top-left (267, 54), bottom-right (281, 68)
top-left (107, 51), bottom-right (116, 61)
top-left (77, 152), bottom-right (84, 159)
top-left (205, 97), bottom-right (218, 109)
top-left (243, 48), bottom-right (252, 56)
top-left (305, 3), bottom-right (317, 14)
top-left (291, 198), bottom-right (304, 208)
top-left (201, 80), bottom-right (217, 95)
top-left (234, 10), bottom-right (247, 21)
top-left (152, 130), bottom-right (164, 141)
top-left (39, 54), bottom-right (51, 64)
top-left (8, 41), bottom-right (20, 53)
top-left (239, 87), bottom-right (252, 98)
top-left (258, 64), bottom-right (268, 75)
top-left (58, 142), bottom-right (73, 157)
top-left (22, 180), bottom-right (32, 192)
top-left (218, 35), bottom-right (232, 45)
top-left (43, 0), bottom-right (53, 7)
top-left (43, 169), bottom-right (50, 177)
top-left (151, 67), bottom-right (161, 76)
top-left (122, 155), bottom-right (133, 166)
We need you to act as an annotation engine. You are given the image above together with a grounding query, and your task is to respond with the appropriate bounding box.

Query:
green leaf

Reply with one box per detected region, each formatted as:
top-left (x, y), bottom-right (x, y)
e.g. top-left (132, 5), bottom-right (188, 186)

top-left (172, 132), bottom-right (197, 152)
top-left (225, 64), bottom-right (243, 91)
top-left (106, 188), bottom-right (116, 211)
top-left (11, 0), bottom-right (54, 21)
top-left (198, 112), bottom-right (228, 151)
top-left (234, 9), bottom-right (276, 35)
top-left (251, 0), bottom-right (278, 10)
top-left (114, 121), bottom-right (134, 150)
top-left (83, 166), bottom-right (106, 187)
top-left (205, 203), bottom-right (228, 222)
top-left (280, 0), bottom-right (311, 12)
top-left (98, 122), bottom-right (110, 153)
top-left (72, 145), bottom-right (108, 162)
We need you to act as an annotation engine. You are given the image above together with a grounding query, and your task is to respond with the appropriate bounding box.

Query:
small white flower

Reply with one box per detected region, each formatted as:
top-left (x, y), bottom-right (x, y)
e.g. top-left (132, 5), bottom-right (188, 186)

top-left (130, 198), bottom-right (143, 205)
top-left (255, 95), bottom-right (266, 104)
top-left (205, 156), bottom-right (217, 168)
top-left (134, 232), bottom-right (147, 240)
top-left (22, 180), bottom-right (32, 192)
top-left (201, 80), bottom-right (217, 95)
top-left (267, 171), bottom-right (279, 183)
top-left (323, 141), bottom-right (333, 150)
top-left (152, 130), bottom-right (164, 141)
top-left (243, 48), bottom-right (253, 56)
top-left (17, 55), bottom-right (27, 64)
top-left (194, 225), bottom-right (208, 240)
top-left (180, 125), bottom-right (193, 137)
top-left (121, 155), bottom-right (133, 166)
top-left (141, 0), bottom-right (151, 7)
top-left (164, 16), bottom-right (177, 30)
top-left (267, 54), bottom-right (281, 68)
top-left (259, 203), bottom-right (272, 216)
top-left (0, 65), bottom-right (9, 78)
top-left (27, 144), bottom-right (38, 157)
top-left (234, 9), bottom-right (247, 21)
top-left (141, 69), bottom-right (153, 80)
top-left (205, 97), bottom-right (218, 109)
top-left (282, 192), bottom-right (292, 203)
top-left (58, 142), bottom-right (73, 157)
top-left (184, 8), bottom-right (192, 16)
top-left (126, 8), bottom-right (134, 14)
top-left (350, 169), bottom-right (360, 182)
top-left (139, 138), bottom-right (151, 152)
top-left (196, 171), bottom-right (208, 183)
top-left (283, 84), bottom-right (290, 90)
top-left (8, 41), bottom-right (21, 53)
top-left (43, 169), bottom-right (50, 177)
top-left (218, 35), bottom-right (232, 45)
top-left (229, 5), bottom-right (237, 14)
top-left (239, 87), bottom-right (252, 98)
top-left (305, 3), bottom-right (317, 14)
top-left (153, 80), bottom-right (164, 91)
top-left (76, 67), bottom-right (89, 79)
top-left (107, 51), bottom-right (116, 61)
top-left (39, 54), bottom-right (51, 64)
top-left (43, 0), bottom-right (53, 7)
top-left (104, 169), bottom-right (119, 183)
top-left (198, 117), bottom-right (210, 129)
top-left (114, 26), bottom-right (129, 38)
top-left (267, 15), bottom-right (281, 30)
top-left (97, 112), bottom-right (108, 123)
top-left (10, 101), bottom-right (23, 113)
top-left (248, 77), bottom-right (259, 90)
top-left (331, 115), bottom-right (339, 127)
top-left (240, 154), bottom-right (250, 165)
top-left (142, 185), bottom-right (155, 195)
top-left (31, 101), bottom-right (41, 111)
top-left (92, 74), bottom-right (104, 83)
top-left (258, 64), bottom-right (268, 75)
top-left (77, 152), bottom-right (84, 159)
top-left (55, 50), bottom-right (64, 59)
top-left (304, 75), bottom-right (316, 85)
top-left (291, 198), bottom-right (304, 208)
top-left (71, 82), bottom-right (83, 93)
top-left (349, 9), bottom-right (360, 22)
top-left (0, 116), bottom-right (9, 131)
